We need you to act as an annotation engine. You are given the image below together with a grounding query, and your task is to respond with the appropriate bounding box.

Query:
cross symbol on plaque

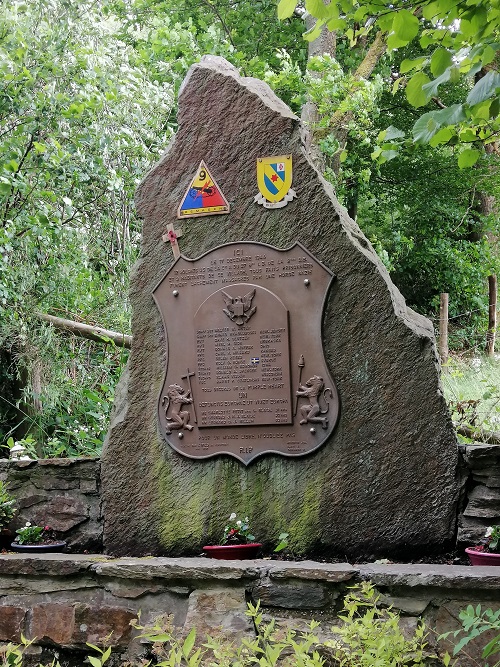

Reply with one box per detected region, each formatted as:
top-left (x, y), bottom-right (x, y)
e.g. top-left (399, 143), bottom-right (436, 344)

top-left (182, 368), bottom-right (197, 423)
top-left (162, 222), bottom-right (183, 260)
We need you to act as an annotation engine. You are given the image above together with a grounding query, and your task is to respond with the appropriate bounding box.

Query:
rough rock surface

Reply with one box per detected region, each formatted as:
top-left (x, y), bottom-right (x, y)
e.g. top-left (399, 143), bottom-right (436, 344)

top-left (101, 56), bottom-right (459, 559)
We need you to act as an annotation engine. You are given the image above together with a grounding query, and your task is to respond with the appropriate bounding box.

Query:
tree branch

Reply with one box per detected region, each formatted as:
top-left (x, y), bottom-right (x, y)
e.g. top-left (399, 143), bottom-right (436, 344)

top-left (36, 312), bottom-right (132, 349)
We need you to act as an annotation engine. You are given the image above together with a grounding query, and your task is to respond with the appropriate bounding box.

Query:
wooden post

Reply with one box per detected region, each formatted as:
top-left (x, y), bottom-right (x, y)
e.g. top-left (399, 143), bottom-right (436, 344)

top-left (486, 274), bottom-right (497, 357)
top-left (439, 292), bottom-right (449, 367)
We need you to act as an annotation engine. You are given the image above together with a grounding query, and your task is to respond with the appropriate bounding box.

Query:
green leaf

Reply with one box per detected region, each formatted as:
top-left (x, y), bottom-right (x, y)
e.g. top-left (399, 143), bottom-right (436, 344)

top-left (303, 19), bottom-right (325, 41)
top-left (431, 48), bottom-right (452, 76)
top-left (381, 149), bottom-right (398, 160)
top-left (467, 70), bottom-right (500, 106)
top-left (422, 68), bottom-right (451, 97)
top-left (326, 17), bottom-right (346, 30)
top-left (458, 148), bottom-right (480, 168)
top-left (489, 96), bottom-right (500, 118)
top-left (88, 657), bottom-right (102, 667)
top-left (393, 9), bottom-right (420, 41)
top-left (406, 71), bottom-right (432, 107)
top-left (277, 0), bottom-right (297, 20)
top-left (305, 0), bottom-right (334, 20)
top-left (400, 57), bottom-right (427, 74)
top-left (412, 112), bottom-right (440, 143)
top-left (384, 125), bottom-right (405, 140)
top-left (388, 9), bottom-right (420, 49)
top-left (482, 44), bottom-right (497, 66)
top-left (429, 127), bottom-right (454, 146)
top-left (433, 103), bottom-right (466, 125)
top-left (182, 628), bottom-right (196, 657)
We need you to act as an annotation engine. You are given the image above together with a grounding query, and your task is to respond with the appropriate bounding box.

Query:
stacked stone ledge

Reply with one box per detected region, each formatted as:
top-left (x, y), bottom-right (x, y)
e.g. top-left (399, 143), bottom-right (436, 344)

top-left (0, 458), bottom-right (102, 553)
top-left (458, 443), bottom-right (500, 546)
top-left (0, 555), bottom-right (499, 665)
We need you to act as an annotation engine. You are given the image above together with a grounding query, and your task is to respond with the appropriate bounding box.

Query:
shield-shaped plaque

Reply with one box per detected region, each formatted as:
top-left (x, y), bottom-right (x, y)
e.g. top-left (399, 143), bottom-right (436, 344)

top-left (153, 242), bottom-right (339, 465)
top-left (254, 155), bottom-right (297, 209)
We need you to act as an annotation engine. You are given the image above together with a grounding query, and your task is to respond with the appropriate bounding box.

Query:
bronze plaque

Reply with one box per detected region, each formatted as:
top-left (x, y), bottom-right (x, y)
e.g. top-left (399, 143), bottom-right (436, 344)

top-left (153, 242), bottom-right (339, 465)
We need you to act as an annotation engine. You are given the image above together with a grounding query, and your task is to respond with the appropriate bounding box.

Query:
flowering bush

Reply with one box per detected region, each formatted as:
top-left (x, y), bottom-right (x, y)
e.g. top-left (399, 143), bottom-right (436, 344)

top-left (222, 513), bottom-right (255, 545)
top-left (472, 525), bottom-right (500, 554)
top-left (485, 525), bottom-right (500, 553)
top-left (15, 522), bottom-right (53, 545)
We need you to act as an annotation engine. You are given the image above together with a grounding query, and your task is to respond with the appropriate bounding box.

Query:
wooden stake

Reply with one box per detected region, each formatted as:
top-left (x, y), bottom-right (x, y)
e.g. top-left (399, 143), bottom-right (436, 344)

top-left (486, 274), bottom-right (497, 357)
top-left (162, 223), bottom-right (183, 260)
top-left (439, 292), bottom-right (449, 367)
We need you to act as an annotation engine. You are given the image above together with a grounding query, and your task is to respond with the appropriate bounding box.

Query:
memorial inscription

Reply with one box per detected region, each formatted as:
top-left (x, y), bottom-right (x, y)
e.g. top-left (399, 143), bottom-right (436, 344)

top-left (153, 242), bottom-right (339, 464)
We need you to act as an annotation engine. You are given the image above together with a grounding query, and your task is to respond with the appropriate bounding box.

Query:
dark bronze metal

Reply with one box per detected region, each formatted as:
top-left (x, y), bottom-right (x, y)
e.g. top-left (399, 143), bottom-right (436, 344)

top-left (153, 242), bottom-right (339, 465)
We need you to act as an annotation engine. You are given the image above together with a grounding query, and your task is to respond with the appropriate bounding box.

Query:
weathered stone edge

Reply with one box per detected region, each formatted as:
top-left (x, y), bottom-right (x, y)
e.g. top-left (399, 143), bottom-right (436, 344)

top-left (1, 555), bottom-right (499, 590)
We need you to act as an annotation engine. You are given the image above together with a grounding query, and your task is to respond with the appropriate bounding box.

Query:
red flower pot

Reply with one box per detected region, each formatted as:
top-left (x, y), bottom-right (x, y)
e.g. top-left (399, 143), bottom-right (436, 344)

top-left (465, 547), bottom-right (500, 566)
top-left (203, 543), bottom-right (262, 560)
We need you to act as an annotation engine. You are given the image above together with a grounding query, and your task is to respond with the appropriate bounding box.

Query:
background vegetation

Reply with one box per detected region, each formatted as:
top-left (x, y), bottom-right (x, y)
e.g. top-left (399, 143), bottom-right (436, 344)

top-left (0, 0), bottom-right (498, 456)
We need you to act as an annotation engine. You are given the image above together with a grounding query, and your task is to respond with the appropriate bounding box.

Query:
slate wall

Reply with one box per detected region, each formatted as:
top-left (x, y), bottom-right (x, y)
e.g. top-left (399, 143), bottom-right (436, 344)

top-left (0, 555), bottom-right (499, 667)
top-left (458, 443), bottom-right (500, 546)
top-left (0, 459), bottom-right (101, 553)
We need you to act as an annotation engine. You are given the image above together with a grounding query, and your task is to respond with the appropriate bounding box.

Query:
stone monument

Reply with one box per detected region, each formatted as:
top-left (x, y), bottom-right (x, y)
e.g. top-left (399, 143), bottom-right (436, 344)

top-left (101, 56), bottom-right (460, 558)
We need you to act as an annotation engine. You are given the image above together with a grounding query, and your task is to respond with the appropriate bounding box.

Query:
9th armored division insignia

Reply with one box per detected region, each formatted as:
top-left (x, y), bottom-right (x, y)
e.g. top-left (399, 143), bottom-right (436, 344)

top-left (177, 161), bottom-right (230, 219)
top-left (254, 155), bottom-right (297, 209)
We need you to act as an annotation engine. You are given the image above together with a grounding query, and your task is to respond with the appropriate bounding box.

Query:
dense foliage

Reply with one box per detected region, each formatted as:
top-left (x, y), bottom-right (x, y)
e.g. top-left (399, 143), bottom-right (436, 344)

top-left (0, 0), bottom-right (173, 450)
top-left (279, 0), bottom-right (500, 165)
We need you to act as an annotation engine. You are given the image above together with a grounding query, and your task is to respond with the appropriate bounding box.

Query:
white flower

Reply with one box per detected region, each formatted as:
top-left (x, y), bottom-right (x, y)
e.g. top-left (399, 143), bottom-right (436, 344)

top-left (485, 526), bottom-right (493, 537)
top-left (245, 517), bottom-right (249, 522)
top-left (229, 513), bottom-right (237, 521)
top-left (236, 520), bottom-right (242, 526)
top-left (25, 522), bottom-right (31, 527)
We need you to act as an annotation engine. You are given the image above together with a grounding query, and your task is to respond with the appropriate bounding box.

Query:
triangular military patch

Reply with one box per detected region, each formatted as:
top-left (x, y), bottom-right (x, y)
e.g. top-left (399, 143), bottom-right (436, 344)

top-left (177, 161), bottom-right (230, 219)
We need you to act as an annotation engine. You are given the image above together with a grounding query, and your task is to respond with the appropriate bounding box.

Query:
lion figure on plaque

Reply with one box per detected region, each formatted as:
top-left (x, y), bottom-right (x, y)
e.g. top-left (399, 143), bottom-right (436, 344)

top-left (162, 383), bottom-right (194, 434)
top-left (296, 375), bottom-right (332, 430)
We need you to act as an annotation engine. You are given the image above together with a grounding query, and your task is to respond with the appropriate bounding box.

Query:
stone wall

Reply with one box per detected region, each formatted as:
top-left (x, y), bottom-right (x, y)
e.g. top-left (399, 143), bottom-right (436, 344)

top-left (0, 555), bottom-right (499, 666)
top-left (0, 459), bottom-right (101, 552)
top-left (458, 443), bottom-right (500, 546)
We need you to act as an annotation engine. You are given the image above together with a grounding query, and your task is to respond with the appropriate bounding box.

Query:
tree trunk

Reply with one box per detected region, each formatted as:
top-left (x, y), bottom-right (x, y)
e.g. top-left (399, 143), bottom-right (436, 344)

top-left (301, 19), bottom-right (336, 172)
top-left (329, 31), bottom-right (387, 178)
top-left (36, 312), bottom-right (132, 349)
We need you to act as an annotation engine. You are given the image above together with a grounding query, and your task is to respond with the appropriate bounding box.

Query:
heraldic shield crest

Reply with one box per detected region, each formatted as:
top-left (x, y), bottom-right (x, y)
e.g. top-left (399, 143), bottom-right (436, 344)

top-left (254, 155), bottom-right (297, 209)
top-left (153, 242), bottom-right (339, 465)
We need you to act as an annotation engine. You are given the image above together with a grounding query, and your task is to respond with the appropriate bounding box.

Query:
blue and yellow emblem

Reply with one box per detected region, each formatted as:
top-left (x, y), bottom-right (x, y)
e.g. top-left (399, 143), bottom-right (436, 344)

top-left (254, 155), bottom-right (297, 209)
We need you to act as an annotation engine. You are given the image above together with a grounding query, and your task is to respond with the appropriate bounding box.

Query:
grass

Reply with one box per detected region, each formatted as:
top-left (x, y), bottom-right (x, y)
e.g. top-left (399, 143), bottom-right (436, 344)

top-left (442, 354), bottom-right (500, 434)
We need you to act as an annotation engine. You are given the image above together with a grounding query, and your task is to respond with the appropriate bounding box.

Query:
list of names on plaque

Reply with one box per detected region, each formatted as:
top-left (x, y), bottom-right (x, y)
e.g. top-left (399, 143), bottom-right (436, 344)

top-left (193, 285), bottom-right (292, 427)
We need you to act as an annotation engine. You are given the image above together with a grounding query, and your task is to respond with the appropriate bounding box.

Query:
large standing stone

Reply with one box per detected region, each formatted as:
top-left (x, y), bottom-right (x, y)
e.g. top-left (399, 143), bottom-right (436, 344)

top-left (101, 56), bottom-right (459, 559)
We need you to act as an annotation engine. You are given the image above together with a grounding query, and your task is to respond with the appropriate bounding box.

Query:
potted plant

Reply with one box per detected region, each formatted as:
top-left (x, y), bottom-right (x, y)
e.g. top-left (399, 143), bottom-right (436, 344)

top-left (466, 525), bottom-right (500, 565)
top-left (10, 521), bottom-right (67, 553)
top-left (203, 513), bottom-right (262, 560)
top-left (0, 482), bottom-right (17, 549)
